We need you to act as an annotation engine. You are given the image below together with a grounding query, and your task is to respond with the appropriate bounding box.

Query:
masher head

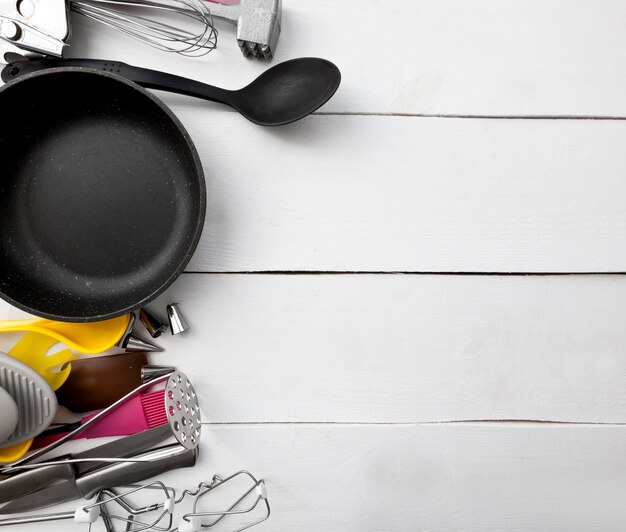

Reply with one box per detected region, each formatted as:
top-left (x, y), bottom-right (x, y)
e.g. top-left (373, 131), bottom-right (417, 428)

top-left (237, 0), bottom-right (281, 59)
top-left (165, 371), bottom-right (201, 449)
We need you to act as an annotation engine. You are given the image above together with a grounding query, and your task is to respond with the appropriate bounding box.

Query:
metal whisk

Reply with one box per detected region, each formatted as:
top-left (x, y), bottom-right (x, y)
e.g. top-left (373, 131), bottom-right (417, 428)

top-left (69, 0), bottom-right (218, 56)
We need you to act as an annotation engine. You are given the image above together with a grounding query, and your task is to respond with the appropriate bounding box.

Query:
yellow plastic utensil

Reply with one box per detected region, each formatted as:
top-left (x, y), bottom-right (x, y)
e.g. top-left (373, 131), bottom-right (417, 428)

top-left (9, 332), bottom-right (73, 391)
top-left (0, 332), bottom-right (74, 463)
top-left (0, 314), bottom-right (131, 354)
top-left (0, 441), bottom-right (31, 463)
top-left (0, 313), bottom-right (132, 462)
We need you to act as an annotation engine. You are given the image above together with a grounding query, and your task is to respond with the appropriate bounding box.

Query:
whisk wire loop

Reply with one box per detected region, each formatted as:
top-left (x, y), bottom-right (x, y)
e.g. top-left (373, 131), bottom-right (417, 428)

top-left (179, 471), bottom-right (270, 532)
top-left (70, 0), bottom-right (218, 56)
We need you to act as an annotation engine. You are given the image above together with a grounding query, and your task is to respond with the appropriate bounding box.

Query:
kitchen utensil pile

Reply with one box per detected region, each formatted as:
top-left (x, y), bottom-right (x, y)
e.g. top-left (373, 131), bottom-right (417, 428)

top-left (0, 311), bottom-right (271, 531)
top-left (0, 0), bottom-right (279, 59)
top-left (0, 470), bottom-right (269, 531)
top-left (0, 0), bottom-right (341, 527)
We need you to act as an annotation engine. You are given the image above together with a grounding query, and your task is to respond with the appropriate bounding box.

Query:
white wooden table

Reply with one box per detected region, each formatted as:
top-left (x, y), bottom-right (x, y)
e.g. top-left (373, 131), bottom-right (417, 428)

top-left (3, 1), bottom-right (626, 530)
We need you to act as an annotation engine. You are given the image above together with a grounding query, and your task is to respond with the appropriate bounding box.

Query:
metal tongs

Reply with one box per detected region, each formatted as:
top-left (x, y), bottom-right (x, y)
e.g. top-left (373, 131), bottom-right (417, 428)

top-left (0, 0), bottom-right (70, 56)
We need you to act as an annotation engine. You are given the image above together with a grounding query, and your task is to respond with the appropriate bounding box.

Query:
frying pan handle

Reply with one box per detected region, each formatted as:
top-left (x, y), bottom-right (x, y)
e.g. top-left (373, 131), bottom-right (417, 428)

top-left (1, 58), bottom-right (236, 107)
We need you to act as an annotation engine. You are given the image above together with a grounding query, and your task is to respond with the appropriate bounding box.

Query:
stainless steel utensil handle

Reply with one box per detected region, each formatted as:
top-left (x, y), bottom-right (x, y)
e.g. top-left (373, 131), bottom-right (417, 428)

top-left (4, 373), bottom-right (173, 470)
top-left (0, 425), bottom-right (172, 504)
top-left (0, 463), bottom-right (75, 504)
top-left (77, 443), bottom-right (198, 499)
top-left (74, 424), bottom-right (173, 475)
top-left (0, 511), bottom-right (75, 526)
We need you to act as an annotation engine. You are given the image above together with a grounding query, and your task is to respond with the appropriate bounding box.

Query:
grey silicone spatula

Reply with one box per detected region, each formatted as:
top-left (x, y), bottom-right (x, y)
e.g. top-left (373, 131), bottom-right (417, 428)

top-left (0, 352), bottom-right (57, 447)
top-left (0, 387), bottom-right (18, 445)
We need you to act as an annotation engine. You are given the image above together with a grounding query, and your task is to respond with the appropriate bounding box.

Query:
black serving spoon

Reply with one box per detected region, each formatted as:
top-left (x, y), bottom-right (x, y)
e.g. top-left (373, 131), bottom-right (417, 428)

top-left (1, 55), bottom-right (341, 126)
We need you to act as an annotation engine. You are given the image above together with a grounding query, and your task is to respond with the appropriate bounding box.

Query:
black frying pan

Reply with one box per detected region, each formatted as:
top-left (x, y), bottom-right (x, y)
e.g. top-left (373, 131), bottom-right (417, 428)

top-left (0, 68), bottom-right (206, 321)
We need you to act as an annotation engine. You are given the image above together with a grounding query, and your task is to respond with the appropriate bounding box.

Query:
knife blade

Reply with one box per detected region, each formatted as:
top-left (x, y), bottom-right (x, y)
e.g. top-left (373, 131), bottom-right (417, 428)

top-left (0, 442), bottom-right (197, 513)
top-left (0, 424), bottom-right (171, 504)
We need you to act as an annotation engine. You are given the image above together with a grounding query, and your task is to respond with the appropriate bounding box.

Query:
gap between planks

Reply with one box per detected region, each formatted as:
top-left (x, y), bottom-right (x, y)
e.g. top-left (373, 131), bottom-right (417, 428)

top-left (151, 106), bottom-right (626, 121)
top-left (183, 271), bottom-right (626, 275)
top-left (199, 421), bottom-right (626, 427)
top-left (318, 112), bottom-right (626, 121)
top-left (155, 104), bottom-right (626, 121)
top-left (128, 103), bottom-right (626, 121)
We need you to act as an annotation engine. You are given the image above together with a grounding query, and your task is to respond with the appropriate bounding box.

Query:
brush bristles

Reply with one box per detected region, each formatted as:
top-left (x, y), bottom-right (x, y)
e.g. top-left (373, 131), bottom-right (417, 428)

top-left (141, 390), bottom-right (168, 428)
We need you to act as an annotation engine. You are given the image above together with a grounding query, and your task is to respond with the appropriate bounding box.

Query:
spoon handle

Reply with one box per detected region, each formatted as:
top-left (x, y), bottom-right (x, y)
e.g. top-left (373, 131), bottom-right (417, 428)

top-left (1, 58), bottom-right (236, 107)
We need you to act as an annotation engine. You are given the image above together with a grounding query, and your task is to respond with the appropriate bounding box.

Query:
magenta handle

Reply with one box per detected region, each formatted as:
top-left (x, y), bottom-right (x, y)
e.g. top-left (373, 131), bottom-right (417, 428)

top-left (33, 391), bottom-right (165, 448)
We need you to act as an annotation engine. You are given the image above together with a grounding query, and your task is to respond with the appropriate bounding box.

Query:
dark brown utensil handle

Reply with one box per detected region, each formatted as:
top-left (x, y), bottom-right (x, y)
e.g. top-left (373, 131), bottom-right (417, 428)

top-left (56, 352), bottom-right (148, 413)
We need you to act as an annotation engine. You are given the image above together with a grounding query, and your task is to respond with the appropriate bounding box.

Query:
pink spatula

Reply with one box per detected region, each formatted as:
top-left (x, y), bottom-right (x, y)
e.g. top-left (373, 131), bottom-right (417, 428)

top-left (32, 390), bottom-right (166, 448)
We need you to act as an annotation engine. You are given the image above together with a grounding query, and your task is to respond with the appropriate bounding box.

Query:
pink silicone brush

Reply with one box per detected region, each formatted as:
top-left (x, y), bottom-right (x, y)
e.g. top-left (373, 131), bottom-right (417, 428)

top-left (32, 390), bottom-right (166, 448)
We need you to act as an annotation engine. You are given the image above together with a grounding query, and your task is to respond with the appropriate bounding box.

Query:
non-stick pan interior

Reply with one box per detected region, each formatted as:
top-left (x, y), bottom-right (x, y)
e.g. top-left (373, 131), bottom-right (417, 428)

top-left (0, 69), bottom-right (205, 321)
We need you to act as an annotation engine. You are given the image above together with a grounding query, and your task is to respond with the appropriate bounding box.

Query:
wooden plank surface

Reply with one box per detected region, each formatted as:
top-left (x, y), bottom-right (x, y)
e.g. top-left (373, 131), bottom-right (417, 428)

top-left (164, 113), bottom-right (626, 273)
top-left (6, 5), bottom-right (626, 272)
top-left (1, 1), bottom-right (625, 530)
top-left (25, 424), bottom-right (626, 532)
top-left (167, 423), bottom-right (626, 532)
top-left (68, 0), bottom-right (626, 117)
top-left (145, 273), bottom-right (626, 423)
top-left (2, 273), bottom-right (624, 424)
